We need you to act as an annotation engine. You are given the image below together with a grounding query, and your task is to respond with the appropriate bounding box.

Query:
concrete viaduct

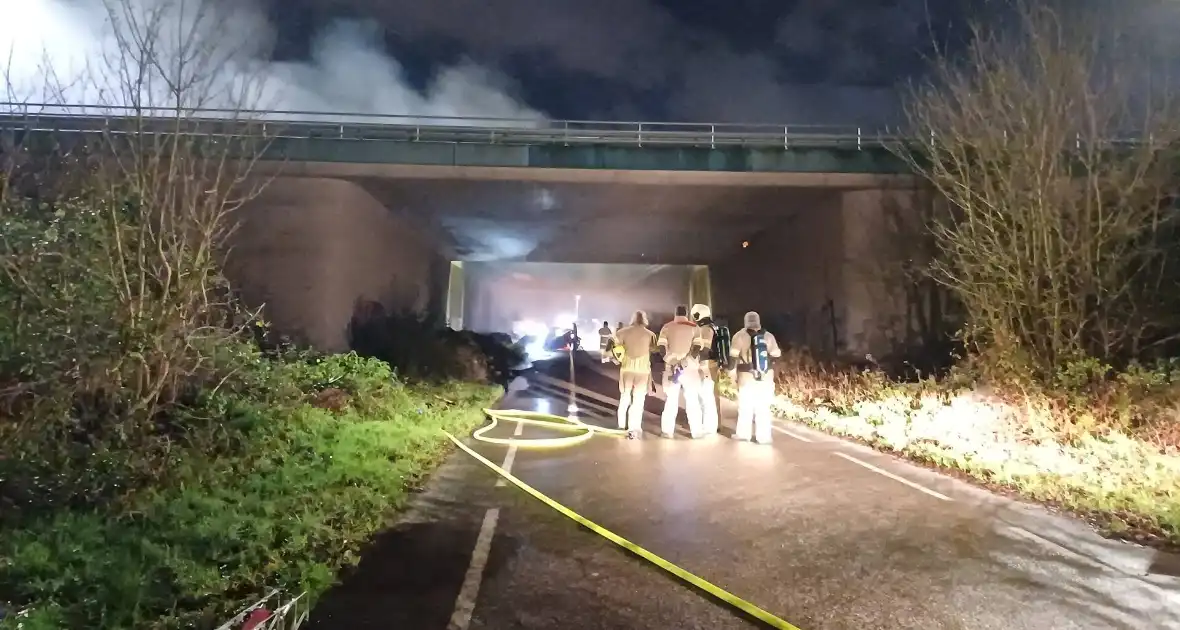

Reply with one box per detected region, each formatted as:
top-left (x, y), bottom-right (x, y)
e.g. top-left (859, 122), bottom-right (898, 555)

top-left (2, 108), bottom-right (923, 359)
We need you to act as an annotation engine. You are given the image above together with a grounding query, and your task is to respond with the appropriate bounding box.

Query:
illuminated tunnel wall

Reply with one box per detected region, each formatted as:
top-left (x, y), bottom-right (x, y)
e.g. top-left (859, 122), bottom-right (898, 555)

top-left (462, 262), bottom-right (694, 335)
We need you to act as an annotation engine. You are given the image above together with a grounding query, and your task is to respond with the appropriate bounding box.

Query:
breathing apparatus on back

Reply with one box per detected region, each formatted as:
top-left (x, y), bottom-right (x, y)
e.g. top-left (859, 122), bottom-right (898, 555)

top-left (691, 304), bottom-right (731, 370)
top-left (744, 311), bottom-right (771, 381)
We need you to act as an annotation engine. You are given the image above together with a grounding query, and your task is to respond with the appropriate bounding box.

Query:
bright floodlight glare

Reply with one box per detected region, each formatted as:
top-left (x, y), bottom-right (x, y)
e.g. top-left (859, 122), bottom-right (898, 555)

top-left (553, 312), bottom-right (576, 329)
top-left (531, 398), bottom-right (552, 415)
top-left (524, 340), bottom-right (548, 358)
top-left (512, 318), bottom-right (548, 340)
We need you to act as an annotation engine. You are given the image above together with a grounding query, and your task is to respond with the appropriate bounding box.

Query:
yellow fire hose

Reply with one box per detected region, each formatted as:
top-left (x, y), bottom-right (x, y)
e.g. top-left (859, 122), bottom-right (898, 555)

top-left (469, 407), bottom-right (628, 448)
top-left (444, 406), bottom-right (803, 630)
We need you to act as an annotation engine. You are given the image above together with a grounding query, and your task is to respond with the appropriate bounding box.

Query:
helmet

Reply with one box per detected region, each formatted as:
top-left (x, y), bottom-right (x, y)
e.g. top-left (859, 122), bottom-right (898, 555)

top-left (743, 311), bottom-right (761, 330)
top-left (629, 310), bottom-right (649, 326)
top-left (690, 304), bottom-right (711, 322)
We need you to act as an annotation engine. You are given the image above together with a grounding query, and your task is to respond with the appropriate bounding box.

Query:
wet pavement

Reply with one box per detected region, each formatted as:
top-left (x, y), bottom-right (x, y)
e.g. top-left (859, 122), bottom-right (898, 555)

top-left (309, 353), bottom-right (1180, 630)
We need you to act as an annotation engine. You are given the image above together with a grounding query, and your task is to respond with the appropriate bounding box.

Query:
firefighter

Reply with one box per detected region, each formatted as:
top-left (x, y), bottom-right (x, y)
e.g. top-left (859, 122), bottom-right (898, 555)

top-left (614, 310), bottom-right (657, 439)
top-left (657, 305), bottom-right (704, 438)
top-left (728, 311), bottom-right (782, 444)
top-left (598, 318), bottom-right (614, 363)
top-left (690, 303), bottom-right (727, 436)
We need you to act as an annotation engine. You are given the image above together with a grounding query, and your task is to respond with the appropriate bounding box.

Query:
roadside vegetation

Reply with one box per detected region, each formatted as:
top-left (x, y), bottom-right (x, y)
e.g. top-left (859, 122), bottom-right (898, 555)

top-left (756, 2), bottom-right (1180, 547)
top-left (0, 0), bottom-right (503, 627)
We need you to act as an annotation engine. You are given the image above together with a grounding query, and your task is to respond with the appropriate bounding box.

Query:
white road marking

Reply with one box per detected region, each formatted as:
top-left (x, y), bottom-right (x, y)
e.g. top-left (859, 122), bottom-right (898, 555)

top-left (531, 373), bottom-right (660, 419)
top-left (494, 422), bottom-right (524, 488)
top-left (447, 508), bottom-right (500, 630)
top-left (834, 452), bottom-right (953, 502)
top-left (527, 382), bottom-right (616, 416)
top-left (772, 425), bottom-right (814, 442)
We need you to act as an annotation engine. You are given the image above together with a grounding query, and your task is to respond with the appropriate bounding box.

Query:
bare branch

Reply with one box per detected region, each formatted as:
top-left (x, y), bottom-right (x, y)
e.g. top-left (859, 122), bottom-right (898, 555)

top-left (889, 0), bottom-right (1180, 378)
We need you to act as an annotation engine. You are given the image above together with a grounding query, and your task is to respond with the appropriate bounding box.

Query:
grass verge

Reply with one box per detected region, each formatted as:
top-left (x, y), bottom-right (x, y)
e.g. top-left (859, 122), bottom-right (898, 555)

top-left (0, 353), bottom-right (501, 630)
top-left (719, 357), bottom-right (1180, 548)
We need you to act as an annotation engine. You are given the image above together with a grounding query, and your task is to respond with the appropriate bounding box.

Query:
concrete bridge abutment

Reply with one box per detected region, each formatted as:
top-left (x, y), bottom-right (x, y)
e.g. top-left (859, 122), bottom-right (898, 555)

top-left (223, 177), bottom-right (449, 352)
top-left (711, 187), bottom-right (916, 361)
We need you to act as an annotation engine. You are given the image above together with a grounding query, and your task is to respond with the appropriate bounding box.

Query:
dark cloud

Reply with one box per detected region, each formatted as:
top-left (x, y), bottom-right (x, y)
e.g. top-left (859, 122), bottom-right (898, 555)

top-left (293, 0), bottom-right (963, 124)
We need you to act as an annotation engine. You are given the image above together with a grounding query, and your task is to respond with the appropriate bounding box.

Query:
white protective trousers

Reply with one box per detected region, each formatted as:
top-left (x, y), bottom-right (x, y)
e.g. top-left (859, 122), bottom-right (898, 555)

top-left (661, 365), bottom-right (703, 437)
top-left (617, 370), bottom-right (650, 431)
top-left (734, 373), bottom-right (775, 443)
top-left (698, 363), bottom-right (719, 435)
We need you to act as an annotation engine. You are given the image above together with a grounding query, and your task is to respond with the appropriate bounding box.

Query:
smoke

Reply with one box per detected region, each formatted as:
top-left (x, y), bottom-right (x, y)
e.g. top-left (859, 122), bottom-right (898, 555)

top-left (1, 0), bottom-right (543, 120)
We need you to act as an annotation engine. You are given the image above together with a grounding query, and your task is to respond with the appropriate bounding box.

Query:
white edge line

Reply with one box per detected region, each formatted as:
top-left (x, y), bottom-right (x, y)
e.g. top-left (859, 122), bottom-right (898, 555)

top-left (834, 452), bottom-right (953, 502)
top-left (447, 507), bottom-right (500, 630)
top-left (494, 424), bottom-right (522, 488)
top-left (771, 425), bottom-right (813, 442)
top-left (494, 445), bottom-right (517, 487)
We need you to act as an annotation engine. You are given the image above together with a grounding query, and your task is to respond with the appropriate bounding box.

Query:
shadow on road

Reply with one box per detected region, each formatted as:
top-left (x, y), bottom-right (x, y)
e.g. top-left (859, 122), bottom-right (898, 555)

top-left (305, 521), bottom-right (486, 629)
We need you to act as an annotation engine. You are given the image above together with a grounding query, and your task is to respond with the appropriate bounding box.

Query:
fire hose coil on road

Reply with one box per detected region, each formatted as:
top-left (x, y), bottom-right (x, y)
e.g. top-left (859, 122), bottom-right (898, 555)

top-left (445, 405), bottom-right (803, 630)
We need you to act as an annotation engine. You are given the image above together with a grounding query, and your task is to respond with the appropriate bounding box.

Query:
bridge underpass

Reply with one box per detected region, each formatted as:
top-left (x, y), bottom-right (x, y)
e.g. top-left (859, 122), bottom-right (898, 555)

top-left (225, 165), bottom-right (915, 358)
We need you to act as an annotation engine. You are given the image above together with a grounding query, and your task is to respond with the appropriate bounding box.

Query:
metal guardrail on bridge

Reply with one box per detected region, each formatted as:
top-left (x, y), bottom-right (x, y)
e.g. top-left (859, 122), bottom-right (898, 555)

top-left (0, 103), bottom-right (896, 150)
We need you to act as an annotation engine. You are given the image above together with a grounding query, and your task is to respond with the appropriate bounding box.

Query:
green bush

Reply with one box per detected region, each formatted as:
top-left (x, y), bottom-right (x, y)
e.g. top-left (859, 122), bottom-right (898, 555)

top-left (0, 183), bottom-right (252, 514)
top-left (0, 351), bottom-right (500, 629)
top-left (0, 138), bottom-right (503, 629)
top-left (348, 306), bottom-right (524, 385)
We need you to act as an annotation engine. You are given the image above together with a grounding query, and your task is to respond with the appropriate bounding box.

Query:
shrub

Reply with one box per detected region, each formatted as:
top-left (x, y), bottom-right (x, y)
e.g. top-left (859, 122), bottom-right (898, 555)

top-left (0, 349), bottom-right (500, 629)
top-left (348, 305), bottom-right (524, 385)
top-left (0, 181), bottom-right (256, 516)
top-left (0, 114), bottom-right (503, 630)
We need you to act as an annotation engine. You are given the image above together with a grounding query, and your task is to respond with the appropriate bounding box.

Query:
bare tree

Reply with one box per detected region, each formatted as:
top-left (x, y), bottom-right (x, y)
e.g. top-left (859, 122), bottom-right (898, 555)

top-left (0, 0), bottom-right (272, 449)
top-left (891, 0), bottom-right (1180, 378)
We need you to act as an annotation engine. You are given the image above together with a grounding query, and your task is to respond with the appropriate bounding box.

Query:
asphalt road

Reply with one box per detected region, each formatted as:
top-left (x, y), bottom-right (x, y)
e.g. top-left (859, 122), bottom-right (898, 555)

top-left (308, 353), bottom-right (1180, 630)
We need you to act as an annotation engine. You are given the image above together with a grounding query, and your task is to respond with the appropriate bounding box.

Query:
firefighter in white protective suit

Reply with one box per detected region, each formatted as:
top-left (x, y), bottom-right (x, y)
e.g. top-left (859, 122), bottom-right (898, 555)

top-left (690, 303), bottom-right (723, 436)
top-left (728, 311), bottom-right (782, 444)
top-left (614, 310), bottom-right (657, 439)
top-left (657, 305), bottom-right (704, 438)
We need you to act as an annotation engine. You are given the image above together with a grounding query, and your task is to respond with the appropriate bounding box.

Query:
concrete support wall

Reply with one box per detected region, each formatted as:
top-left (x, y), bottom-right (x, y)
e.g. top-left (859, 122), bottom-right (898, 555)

top-left (711, 188), bottom-right (910, 359)
top-left (223, 177), bottom-right (447, 352)
top-left (711, 193), bottom-right (846, 355)
top-left (446, 261), bottom-right (466, 330)
top-left (840, 189), bottom-right (911, 358)
top-left (687, 265), bottom-right (712, 312)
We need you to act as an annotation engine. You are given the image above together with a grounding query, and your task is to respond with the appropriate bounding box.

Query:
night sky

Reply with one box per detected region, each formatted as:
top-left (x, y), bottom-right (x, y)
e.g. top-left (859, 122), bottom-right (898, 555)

top-left (263, 0), bottom-right (983, 124)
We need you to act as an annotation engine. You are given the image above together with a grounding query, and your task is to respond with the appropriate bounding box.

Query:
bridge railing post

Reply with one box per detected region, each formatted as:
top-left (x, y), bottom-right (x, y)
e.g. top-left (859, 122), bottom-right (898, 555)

top-left (857, 127), bottom-right (862, 150)
top-left (637, 122), bottom-right (643, 147)
top-left (563, 121), bottom-right (569, 146)
top-left (710, 124), bottom-right (715, 149)
top-left (784, 126), bottom-right (789, 149)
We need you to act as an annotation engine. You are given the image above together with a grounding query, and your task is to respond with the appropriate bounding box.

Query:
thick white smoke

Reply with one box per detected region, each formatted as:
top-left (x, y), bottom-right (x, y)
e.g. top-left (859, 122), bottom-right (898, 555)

top-left (1, 0), bottom-right (543, 121)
